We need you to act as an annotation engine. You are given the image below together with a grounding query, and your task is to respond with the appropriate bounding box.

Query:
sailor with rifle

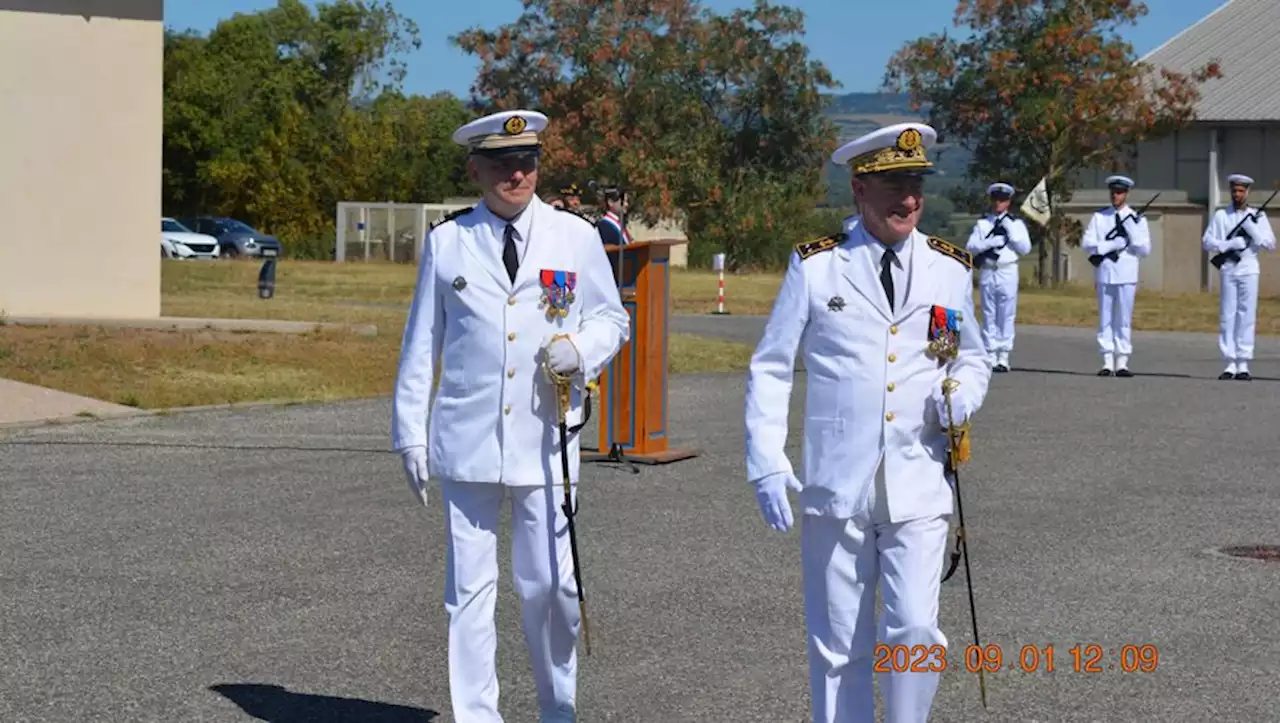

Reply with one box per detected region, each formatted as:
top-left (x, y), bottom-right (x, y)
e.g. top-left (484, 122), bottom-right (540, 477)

top-left (965, 182), bottom-right (1032, 372)
top-left (1080, 175), bottom-right (1152, 377)
top-left (1202, 173), bottom-right (1277, 380)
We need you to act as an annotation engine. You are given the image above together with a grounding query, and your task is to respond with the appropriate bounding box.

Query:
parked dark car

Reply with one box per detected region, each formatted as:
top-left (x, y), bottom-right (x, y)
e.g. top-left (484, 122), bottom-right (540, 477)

top-left (178, 216), bottom-right (282, 259)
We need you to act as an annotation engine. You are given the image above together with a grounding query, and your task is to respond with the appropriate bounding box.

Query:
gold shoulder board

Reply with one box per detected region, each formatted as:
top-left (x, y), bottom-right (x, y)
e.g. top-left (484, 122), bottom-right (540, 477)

top-left (555, 206), bottom-right (594, 225)
top-left (926, 235), bottom-right (972, 269)
top-left (430, 206), bottom-right (474, 231)
top-left (795, 232), bottom-right (846, 260)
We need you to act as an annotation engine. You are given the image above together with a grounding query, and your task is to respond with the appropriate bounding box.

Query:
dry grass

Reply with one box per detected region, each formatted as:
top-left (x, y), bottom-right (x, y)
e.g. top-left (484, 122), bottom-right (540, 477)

top-left (0, 261), bottom-right (755, 409)
top-left (6, 259), bottom-right (1269, 410)
top-left (672, 268), bottom-right (1280, 335)
top-left (0, 325), bottom-right (392, 409)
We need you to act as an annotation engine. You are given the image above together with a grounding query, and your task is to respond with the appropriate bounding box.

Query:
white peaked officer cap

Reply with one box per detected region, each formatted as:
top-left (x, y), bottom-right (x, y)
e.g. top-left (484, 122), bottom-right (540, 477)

top-left (831, 122), bottom-right (938, 176)
top-left (988, 182), bottom-right (1015, 196)
top-left (1227, 173), bottom-right (1254, 186)
top-left (1106, 175), bottom-right (1135, 190)
top-left (451, 109), bottom-right (548, 156)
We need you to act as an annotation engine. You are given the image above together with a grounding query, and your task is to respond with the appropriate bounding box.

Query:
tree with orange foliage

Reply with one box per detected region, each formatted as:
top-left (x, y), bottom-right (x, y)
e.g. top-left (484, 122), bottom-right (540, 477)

top-left (452, 0), bottom-right (839, 269)
top-left (883, 0), bottom-right (1222, 286)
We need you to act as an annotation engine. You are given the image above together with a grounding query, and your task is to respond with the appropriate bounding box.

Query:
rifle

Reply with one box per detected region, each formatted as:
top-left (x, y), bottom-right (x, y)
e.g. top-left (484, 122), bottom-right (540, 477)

top-left (974, 215), bottom-right (1009, 268)
top-left (1210, 187), bottom-right (1279, 269)
top-left (1088, 192), bottom-right (1160, 267)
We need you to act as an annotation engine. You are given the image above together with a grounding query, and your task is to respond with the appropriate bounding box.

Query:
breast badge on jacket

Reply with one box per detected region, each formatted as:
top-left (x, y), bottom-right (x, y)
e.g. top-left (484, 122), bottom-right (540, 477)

top-left (926, 305), bottom-right (963, 364)
top-left (539, 269), bottom-right (578, 320)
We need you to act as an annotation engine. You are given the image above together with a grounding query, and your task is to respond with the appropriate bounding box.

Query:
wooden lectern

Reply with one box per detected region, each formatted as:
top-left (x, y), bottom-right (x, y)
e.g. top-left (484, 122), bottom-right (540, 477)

top-left (586, 239), bottom-right (701, 465)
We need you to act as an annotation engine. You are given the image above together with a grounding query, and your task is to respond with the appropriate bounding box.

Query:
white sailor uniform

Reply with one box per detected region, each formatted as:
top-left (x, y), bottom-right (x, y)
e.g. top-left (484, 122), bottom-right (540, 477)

top-left (1202, 173), bottom-right (1276, 378)
top-left (965, 203), bottom-right (1031, 369)
top-left (1080, 176), bottom-right (1151, 375)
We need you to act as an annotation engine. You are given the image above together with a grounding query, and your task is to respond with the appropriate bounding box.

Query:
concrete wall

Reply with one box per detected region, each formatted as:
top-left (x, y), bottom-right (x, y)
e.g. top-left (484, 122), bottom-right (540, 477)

top-left (0, 1), bottom-right (163, 318)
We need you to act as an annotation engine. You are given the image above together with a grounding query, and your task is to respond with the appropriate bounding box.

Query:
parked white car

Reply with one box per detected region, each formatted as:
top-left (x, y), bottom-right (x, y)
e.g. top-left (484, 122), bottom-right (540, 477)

top-left (161, 217), bottom-right (220, 259)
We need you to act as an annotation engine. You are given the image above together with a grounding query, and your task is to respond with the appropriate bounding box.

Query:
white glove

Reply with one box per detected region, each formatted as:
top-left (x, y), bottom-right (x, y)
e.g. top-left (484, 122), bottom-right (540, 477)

top-left (400, 446), bottom-right (429, 507)
top-left (753, 472), bottom-right (802, 532)
top-left (542, 334), bottom-right (581, 374)
top-left (933, 382), bottom-right (973, 429)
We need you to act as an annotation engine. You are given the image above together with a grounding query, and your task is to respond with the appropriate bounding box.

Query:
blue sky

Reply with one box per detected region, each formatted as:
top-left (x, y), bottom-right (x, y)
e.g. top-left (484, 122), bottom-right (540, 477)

top-left (164, 0), bottom-right (1229, 99)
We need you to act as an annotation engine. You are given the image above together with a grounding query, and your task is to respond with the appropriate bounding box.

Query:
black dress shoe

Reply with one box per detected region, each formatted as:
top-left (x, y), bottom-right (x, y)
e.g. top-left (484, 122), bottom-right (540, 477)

top-left (1097, 368), bottom-right (1113, 377)
top-left (1116, 368), bottom-right (1134, 377)
top-left (1235, 371), bottom-right (1252, 381)
top-left (993, 364), bottom-right (1009, 373)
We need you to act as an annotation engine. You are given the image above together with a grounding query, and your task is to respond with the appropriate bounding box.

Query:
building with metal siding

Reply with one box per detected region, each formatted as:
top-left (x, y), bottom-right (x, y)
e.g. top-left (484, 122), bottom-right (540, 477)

top-left (1062, 0), bottom-right (1280, 294)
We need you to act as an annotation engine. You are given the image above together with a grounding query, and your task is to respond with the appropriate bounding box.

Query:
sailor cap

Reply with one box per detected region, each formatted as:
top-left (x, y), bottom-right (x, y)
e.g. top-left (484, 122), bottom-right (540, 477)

top-left (988, 182), bottom-right (1015, 196)
top-left (831, 122), bottom-right (937, 176)
top-left (1227, 173), bottom-right (1254, 186)
top-left (452, 110), bottom-right (546, 155)
top-left (1106, 175), bottom-right (1135, 190)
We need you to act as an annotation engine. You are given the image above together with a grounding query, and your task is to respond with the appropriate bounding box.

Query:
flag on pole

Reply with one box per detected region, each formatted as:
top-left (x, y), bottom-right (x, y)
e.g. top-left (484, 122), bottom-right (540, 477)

top-left (1020, 176), bottom-right (1052, 226)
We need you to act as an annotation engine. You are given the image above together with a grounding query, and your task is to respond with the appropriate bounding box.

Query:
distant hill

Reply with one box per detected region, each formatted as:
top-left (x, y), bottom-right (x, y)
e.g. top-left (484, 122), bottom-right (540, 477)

top-left (819, 92), bottom-right (976, 206)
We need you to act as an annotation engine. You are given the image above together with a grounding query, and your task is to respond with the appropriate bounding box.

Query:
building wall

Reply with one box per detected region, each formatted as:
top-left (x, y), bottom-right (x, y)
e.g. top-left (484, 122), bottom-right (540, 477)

top-left (0, 1), bottom-right (162, 318)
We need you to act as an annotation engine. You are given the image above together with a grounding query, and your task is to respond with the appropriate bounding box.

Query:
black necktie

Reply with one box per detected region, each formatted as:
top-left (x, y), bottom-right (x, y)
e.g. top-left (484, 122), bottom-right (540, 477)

top-left (502, 224), bottom-right (519, 283)
top-left (880, 248), bottom-right (896, 312)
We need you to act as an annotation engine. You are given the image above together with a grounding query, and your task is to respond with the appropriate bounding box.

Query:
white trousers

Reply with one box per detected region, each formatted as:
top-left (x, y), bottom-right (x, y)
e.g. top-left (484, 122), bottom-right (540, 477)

top-left (1096, 282), bottom-right (1136, 358)
top-left (801, 506), bottom-right (950, 723)
top-left (441, 479), bottom-right (581, 723)
top-left (1218, 272), bottom-right (1260, 362)
top-left (978, 265), bottom-right (1019, 356)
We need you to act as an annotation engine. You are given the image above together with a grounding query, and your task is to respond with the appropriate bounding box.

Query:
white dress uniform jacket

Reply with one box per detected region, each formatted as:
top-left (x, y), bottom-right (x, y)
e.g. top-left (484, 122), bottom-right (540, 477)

top-left (391, 197), bottom-right (630, 486)
top-left (744, 219), bottom-right (991, 523)
top-left (1202, 204), bottom-right (1277, 277)
top-left (1080, 205), bottom-right (1151, 285)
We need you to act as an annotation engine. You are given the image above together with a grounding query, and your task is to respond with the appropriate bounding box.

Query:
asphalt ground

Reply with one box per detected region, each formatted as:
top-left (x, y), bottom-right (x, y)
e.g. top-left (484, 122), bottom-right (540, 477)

top-left (3, 314), bottom-right (1280, 722)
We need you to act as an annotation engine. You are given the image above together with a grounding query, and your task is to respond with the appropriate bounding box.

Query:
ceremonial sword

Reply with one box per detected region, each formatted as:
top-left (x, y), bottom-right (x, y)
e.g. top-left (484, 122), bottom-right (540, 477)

top-left (545, 343), bottom-right (594, 655)
top-left (942, 377), bottom-right (987, 710)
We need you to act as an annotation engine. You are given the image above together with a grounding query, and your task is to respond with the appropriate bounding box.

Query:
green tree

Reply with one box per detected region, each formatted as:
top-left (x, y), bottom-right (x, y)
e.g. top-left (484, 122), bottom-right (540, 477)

top-left (452, 0), bottom-right (840, 270)
top-left (884, 0), bottom-right (1222, 286)
top-left (162, 0), bottom-right (467, 257)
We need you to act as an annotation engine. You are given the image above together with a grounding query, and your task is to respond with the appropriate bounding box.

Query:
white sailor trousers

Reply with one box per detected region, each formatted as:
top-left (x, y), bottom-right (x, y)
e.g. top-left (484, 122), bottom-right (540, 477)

top-left (978, 264), bottom-right (1020, 355)
top-left (441, 479), bottom-right (581, 723)
top-left (1095, 282), bottom-right (1136, 357)
top-left (1217, 271), bottom-right (1260, 362)
top-left (801, 509), bottom-right (950, 723)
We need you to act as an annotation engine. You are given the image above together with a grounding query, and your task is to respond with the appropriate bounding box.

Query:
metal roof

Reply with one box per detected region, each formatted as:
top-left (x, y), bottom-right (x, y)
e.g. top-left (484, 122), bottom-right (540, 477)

top-left (1140, 0), bottom-right (1280, 122)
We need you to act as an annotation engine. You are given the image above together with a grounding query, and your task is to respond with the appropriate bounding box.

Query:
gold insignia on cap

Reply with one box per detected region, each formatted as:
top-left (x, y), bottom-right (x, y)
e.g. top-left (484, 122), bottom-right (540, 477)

top-left (897, 128), bottom-right (922, 151)
top-left (847, 128), bottom-right (934, 176)
top-left (503, 115), bottom-right (527, 135)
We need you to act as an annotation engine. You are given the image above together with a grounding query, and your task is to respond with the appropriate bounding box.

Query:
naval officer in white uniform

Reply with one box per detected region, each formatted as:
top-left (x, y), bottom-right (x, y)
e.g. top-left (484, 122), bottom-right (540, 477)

top-left (1202, 173), bottom-right (1276, 380)
top-left (1080, 174), bottom-right (1151, 377)
top-left (964, 182), bottom-right (1032, 371)
top-left (744, 122), bottom-right (992, 723)
top-left (392, 109), bottom-right (629, 722)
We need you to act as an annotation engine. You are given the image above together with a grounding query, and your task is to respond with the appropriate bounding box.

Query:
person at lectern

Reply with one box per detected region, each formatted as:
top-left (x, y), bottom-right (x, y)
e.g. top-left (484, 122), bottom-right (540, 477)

top-left (595, 185), bottom-right (632, 246)
top-left (391, 108), bottom-right (629, 722)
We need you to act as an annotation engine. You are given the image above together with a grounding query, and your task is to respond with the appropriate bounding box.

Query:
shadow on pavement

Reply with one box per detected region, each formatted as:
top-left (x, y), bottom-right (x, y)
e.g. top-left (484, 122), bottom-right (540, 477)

top-left (210, 683), bottom-right (438, 722)
top-left (1009, 366), bottom-right (1209, 381)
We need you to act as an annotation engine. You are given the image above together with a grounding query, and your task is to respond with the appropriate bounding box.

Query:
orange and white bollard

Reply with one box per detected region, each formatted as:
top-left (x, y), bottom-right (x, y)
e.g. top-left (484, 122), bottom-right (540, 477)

top-left (712, 253), bottom-right (729, 315)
